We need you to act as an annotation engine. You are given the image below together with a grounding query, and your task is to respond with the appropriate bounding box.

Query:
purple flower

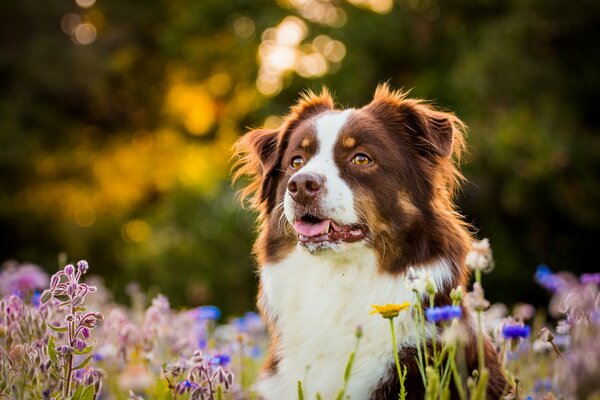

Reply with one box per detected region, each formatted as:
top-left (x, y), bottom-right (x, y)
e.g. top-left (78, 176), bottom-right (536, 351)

top-left (0, 262), bottom-right (49, 296)
top-left (535, 264), bottom-right (564, 292)
top-left (426, 305), bottom-right (463, 322)
top-left (580, 273), bottom-right (600, 285)
top-left (502, 324), bottom-right (531, 339)
top-left (77, 260), bottom-right (89, 275)
top-left (196, 305), bottom-right (221, 321)
top-left (211, 354), bottom-right (231, 366)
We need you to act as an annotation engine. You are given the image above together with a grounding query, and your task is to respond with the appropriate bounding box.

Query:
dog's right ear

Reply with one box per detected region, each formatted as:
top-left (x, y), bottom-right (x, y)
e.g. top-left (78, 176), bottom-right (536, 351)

top-left (233, 128), bottom-right (280, 211)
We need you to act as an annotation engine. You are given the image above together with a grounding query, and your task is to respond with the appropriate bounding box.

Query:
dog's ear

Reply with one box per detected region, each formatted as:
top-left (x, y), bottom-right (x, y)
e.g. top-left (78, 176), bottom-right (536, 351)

top-left (233, 128), bottom-right (280, 210)
top-left (366, 83), bottom-right (466, 160)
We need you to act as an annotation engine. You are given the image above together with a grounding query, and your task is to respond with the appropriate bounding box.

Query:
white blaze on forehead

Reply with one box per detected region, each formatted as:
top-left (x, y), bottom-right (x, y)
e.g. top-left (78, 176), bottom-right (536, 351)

top-left (284, 110), bottom-right (357, 225)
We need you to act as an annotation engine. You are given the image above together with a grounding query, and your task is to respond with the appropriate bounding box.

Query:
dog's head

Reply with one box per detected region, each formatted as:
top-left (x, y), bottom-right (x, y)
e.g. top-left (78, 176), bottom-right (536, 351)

top-left (234, 84), bottom-right (471, 275)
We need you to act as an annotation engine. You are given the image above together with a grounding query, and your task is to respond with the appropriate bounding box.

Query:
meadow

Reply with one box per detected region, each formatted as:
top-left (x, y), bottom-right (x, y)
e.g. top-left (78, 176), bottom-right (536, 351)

top-left (1, 240), bottom-right (598, 399)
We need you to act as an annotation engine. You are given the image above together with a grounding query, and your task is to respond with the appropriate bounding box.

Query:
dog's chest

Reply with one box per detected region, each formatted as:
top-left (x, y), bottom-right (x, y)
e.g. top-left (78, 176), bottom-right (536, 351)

top-left (256, 246), bottom-right (421, 400)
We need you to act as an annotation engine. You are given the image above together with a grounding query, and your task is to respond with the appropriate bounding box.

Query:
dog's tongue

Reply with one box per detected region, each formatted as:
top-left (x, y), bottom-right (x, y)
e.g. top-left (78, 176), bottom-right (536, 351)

top-left (294, 219), bottom-right (331, 237)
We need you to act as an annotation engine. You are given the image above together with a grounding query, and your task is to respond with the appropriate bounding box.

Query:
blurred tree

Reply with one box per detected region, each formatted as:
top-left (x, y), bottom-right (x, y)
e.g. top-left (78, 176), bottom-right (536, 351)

top-left (0, 0), bottom-right (598, 312)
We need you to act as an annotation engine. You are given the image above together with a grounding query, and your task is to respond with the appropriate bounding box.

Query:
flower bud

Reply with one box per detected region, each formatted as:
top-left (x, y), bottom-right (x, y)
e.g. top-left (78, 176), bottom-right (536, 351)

top-left (67, 282), bottom-right (78, 297)
top-left (450, 286), bottom-right (464, 303)
top-left (355, 325), bottom-right (363, 339)
top-left (64, 264), bottom-right (75, 276)
top-left (40, 289), bottom-right (53, 304)
top-left (57, 345), bottom-right (74, 356)
top-left (10, 344), bottom-right (25, 359)
top-left (537, 327), bottom-right (554, 343)
top-left (425, 279), bottom-right (436, 296)
top-left (81, 327), bottom-right (91, 339)
top-left (50, 274), bottom-right (61, 288)
top-left (74, 339), bottom-right (87, 352)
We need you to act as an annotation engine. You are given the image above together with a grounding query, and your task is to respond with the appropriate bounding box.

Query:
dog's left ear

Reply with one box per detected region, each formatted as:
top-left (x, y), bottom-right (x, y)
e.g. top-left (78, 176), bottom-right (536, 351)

top-left (366, 83), bottom-right (465, 160)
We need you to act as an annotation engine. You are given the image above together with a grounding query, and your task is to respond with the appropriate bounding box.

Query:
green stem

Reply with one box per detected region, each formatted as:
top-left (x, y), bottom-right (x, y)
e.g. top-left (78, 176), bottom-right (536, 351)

top-left (389, 318), bottom-right (406, 400)
top-left (475, 270), bottom-right (485, 373)
top-left (412, 291), bottom-right (427, 385)
top-left (64, 305), bottom-right (75, 397)
top-left (450, 355), bottom-right (467, 400)
top-left (429, 294), bottom-right (438, 366)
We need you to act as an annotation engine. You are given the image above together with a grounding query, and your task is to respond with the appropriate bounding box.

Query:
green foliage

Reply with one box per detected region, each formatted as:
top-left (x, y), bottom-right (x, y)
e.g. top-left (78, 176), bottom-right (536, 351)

top-left (0, 0), bottom-right (598, 311)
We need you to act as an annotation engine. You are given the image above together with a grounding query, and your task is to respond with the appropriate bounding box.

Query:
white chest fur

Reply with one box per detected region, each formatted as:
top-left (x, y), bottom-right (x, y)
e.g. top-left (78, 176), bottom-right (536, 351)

top-left (255, 245), bottom-right (452, 400)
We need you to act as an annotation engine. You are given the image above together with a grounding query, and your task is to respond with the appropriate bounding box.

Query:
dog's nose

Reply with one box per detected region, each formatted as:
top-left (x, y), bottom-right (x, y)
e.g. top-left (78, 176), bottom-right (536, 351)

top-left (288, 173), bottom-right (324, 203)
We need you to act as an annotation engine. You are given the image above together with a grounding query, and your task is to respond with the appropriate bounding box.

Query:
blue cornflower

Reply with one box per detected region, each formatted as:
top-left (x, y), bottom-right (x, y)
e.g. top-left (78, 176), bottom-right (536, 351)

top-left (425, 305), bottom-right (463, 322)
top-left (31, 291), bottom-right (41, 308)
top-left (211, 354), bottom-right (231, 366)
top-left (196, 305), bottom-right (221, 321)
top-left (502, 324), bottom-right (531, 339)
top-left (534, 264), bottom-right (563, 292)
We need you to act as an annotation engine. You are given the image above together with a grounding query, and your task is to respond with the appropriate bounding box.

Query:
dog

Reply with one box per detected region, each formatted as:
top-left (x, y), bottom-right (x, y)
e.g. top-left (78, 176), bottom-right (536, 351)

top-left (233, 84), bottom-right (506, 399)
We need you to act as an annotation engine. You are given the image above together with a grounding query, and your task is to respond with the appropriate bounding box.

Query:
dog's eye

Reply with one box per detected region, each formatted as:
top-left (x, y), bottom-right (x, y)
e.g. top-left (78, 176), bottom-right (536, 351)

top-left (290, 156), bottom-right (305, 169)
top-left (351, 153), bottom-right (372, 166)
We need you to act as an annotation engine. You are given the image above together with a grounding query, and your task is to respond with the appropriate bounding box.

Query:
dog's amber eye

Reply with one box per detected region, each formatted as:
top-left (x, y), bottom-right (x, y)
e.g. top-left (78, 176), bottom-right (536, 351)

top-left (291, 156), bottom-right (305, 169)
top-left (352, 153), bottom-right (372, 166)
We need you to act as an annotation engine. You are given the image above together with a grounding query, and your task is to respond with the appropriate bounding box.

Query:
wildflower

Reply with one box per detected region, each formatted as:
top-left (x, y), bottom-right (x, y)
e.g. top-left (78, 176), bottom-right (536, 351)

top-left (425, 305), bottom-right (463, 322)
top-left (77, 260), bottom-right (89, 274)
top-left (404, 267), bottom-right (425, 294)
top-left (580, 273), bottom-right (600, 285)
top-left (370, 302), bottom-right (411, 319)
top-left (211, 353), bottom-right (231, 366)
top-left (534, 264), bottom-right (564, 292)
top-left (502, 324), bottom-right (531, 339)
top-left (0, 261), bottom-right (49, 296)
top-left (441, 318), bottom-right (468, 346)
top-left (465, 282), bottom-right (490, 311)
top-left (196, 305), bottom-right (221, 321)
top-left (465, 238), bottom-right (494, 272)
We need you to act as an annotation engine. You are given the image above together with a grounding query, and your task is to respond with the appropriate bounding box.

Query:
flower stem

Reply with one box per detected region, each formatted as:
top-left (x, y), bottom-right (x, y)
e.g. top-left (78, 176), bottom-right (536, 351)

top-left (475, 270), bottom-right (485, 373)
top-left (389, 318), bottom-right (406, 400)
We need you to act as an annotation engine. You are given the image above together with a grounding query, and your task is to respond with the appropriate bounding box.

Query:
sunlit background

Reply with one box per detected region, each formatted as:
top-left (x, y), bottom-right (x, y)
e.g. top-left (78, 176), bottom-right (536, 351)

top-left (1, 0), bottom-right (598, 315)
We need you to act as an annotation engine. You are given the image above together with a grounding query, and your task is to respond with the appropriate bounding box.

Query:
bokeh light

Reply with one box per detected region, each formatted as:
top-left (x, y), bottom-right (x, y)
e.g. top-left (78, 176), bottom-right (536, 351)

top-left (256, 17), bottom-right (347, 95)
top-left (75, 0), bottom-right (96, 9)
top-left (72, 22), bottom-right (97, 45)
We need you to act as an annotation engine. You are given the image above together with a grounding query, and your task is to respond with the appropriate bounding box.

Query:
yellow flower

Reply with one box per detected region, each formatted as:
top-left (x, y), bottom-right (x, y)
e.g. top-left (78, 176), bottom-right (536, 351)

top-left (370, 302), bottom-right (411, 319)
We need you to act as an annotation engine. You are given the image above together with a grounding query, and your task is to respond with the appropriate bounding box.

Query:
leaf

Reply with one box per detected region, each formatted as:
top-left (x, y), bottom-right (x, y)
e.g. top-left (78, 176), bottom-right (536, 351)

top-left (74, 306), bottom-right (87, 313)
top-left (47, 322), bottom-right (68, 333)
top-left (74, 345), bottom-right (94, 355)
top-left (80, 385), bottom-right (95, 400)
top-left (71, 384), bottom-right (84, 400)
top-left (73, 355), bottom-right (93, 370)
top-left (48, 335), bottom-right (59, 364)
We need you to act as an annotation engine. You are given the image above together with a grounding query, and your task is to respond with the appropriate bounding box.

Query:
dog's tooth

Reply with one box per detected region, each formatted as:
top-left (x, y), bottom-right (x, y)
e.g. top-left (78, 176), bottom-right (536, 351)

top-left (322, 220), bottom-right (331, 234)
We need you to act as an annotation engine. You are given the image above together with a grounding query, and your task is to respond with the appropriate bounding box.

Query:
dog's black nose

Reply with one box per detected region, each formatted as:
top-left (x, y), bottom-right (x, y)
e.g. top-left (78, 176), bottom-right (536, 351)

top-left (288, 173), bottom-right (324, 203)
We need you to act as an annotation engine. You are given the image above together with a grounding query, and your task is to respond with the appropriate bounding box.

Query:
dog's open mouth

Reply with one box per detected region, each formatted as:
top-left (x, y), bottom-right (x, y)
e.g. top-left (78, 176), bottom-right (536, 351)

top-left (293, 214), bottom-right (366, 244)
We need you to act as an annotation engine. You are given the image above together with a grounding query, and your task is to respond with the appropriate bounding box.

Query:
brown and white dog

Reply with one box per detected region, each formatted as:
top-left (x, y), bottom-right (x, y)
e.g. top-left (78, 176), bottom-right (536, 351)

top-left (234, 84), bottom-right (505, 399)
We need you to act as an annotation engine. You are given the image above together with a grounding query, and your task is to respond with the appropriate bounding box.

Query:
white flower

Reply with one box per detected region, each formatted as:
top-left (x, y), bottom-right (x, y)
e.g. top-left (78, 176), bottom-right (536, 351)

top-left (441, 318), bottom-right (468, 346)
top-left (404, 267), bottom-right (424, 294)
top-left (465, 238), bottom-right (494, 272)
